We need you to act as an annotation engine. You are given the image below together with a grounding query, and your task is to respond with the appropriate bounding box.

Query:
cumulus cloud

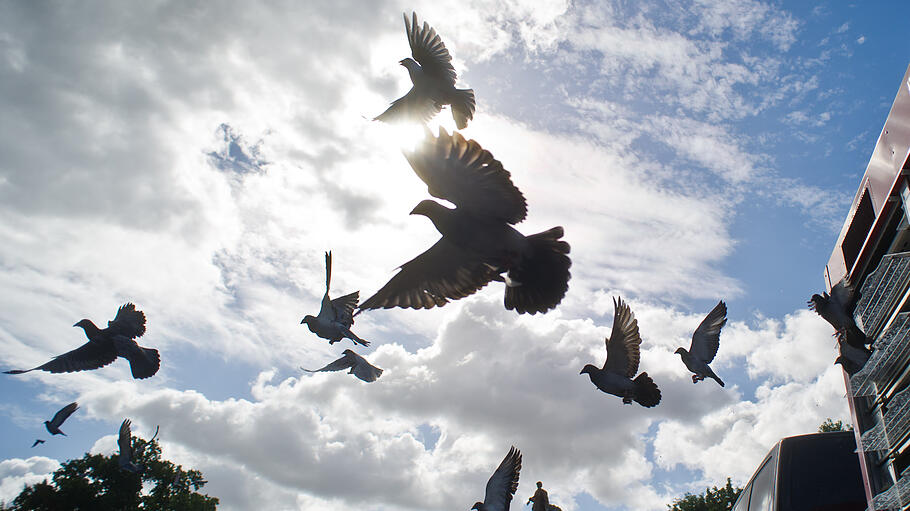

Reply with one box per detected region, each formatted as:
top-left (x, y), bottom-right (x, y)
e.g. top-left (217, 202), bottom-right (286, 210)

top-left (0, 457), bottom-right (60, 504)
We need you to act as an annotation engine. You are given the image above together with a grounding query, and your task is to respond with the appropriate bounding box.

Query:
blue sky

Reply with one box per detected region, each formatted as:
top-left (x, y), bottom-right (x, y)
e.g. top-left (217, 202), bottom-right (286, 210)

top-left (0, 1), bottom-right (908, 510)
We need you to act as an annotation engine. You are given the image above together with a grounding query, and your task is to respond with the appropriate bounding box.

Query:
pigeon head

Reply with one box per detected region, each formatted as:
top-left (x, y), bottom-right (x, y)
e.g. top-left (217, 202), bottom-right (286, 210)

top-left (399, 57), bottom-right (419, 70)
top-left (300, 315), bottom-right (316, 325)
top-left (674, 347), bottom-right (686, 355)
top-left (410, 199), bottom-right (444, 217)
top-left (579, 364), bottom-right (597, 376)
top-left (342, 349), bottom-right (355, 356)
top-left (73, 319), bottom-right (94, 329)
top-left (471, 503), bottom-right (484, 510)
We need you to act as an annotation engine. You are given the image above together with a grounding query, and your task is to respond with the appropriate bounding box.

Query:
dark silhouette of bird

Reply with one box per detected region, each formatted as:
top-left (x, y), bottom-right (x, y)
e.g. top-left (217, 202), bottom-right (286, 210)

top-left (44, 402), bottom-right (78, 436)
top-left (358, 128), bottom-right (571, 315)
top-left (835, 335), bottom-right (871, 376)
top-left (472, 446), bottom-right (522, 511)
top-left (580, 297), bottom-right (661, 407)
top-left (301, 252), bottom-right (369, 347)
top-left (808, 279), bottom-right (868, 351)
top-left (5, 303), bottom-right (160, 379)
top-left (375, 12), bottom-right (475, 129)
top-left (675, 300), bottom-right (727, 387)
top-left (118, 419), bottom-right (142, 473)
top-left (301, 349), bottom-right (383, 382)
top-left (30, 439), bottom-right (45, 448)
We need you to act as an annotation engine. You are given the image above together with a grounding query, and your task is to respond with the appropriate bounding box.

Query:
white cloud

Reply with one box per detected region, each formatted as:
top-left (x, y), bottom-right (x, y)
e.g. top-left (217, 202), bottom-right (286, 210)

top-left (0, 457), bottom-right (60, 504)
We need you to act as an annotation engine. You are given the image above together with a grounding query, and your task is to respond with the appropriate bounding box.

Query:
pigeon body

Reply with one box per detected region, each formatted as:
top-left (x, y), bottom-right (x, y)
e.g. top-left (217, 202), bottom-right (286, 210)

top-left (835, 336), bottom-right (871, 376)
top-left (808, 279), bottom-right (868, 350)
top-left (118, 419), bottom-right (142, 473)
top-left (301, 252), bottom-right (369, 347)
top-left (359, 128), bottom-right (571, 315)
top-left (581, 297), bottom-right (661, 407)
top-left (30, 439), bottom-right (44, 448)
top-left (5, 303), bottom-right (160, 379)
top-left (675, 300), bottom-right (727, 387)
top-left (44, 402), bottom-right (78, 436)
top-left (472, 446), bottom-right (522, 511)
top-left (302, 349), bottom-right (383, 382)
top-left (375, 12), bottom-right (475, 129)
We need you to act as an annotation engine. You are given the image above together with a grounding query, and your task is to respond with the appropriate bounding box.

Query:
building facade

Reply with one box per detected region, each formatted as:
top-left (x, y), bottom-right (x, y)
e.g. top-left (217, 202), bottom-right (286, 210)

top-left (825, 63), bottom-right (910, 510)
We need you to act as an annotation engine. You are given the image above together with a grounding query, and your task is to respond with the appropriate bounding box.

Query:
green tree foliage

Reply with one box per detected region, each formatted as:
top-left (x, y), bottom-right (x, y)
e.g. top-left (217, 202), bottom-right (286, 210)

top-left (668, 478), bottom-right (742, 511)
top-left (818, 418), bottom-right (853, 432)
top-left (2, 433), bottom-right (218, 511)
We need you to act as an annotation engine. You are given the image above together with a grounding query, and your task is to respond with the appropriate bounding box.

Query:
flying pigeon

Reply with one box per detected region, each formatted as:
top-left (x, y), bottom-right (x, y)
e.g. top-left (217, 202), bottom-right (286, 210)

top-left (301, 349), bottom-right (383, 382)
top-left (301, 251), bottom-right (369, 347)
top-left (472, 446), bottom-right (522, 511)
top-left (5, 303), bottom-right (160, 379)
top-left (580, 297), bottom-right (661, 407)
top-left (375, 12), bottom-right (475, 129)
top-left (674, 300), bottom-right (727, 387)
top-left (835, 335), bottom-right (871, 376)
top-left (30, 439), bottom-right (45, 448)
top-left (808, 279), bottom-right (868, 351)
top-left (44, 402), bottom-right (78, 436)
top-left (358, 127), bottom-right (571, 315)
top-left (118, 419), bottom-right (142, 473)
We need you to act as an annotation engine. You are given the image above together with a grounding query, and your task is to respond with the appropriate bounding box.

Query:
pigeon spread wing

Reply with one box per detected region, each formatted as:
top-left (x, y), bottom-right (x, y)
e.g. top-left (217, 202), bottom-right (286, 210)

top-left (331, 292), bottom-right (359, 328)
top-left (50, 402), bottom-right (78, 429)
top-left (689, 300), bottom-right (727, 364)
top-left (374, 88), bottom-right (442, 126)
top-left (359, 238), bottom-right (498, 311)
top-left (6, 340), bottom-right (118, 375)
top-left (405, 127), bottom-right (527, 224)
top-left (303, 351), bottom-right (356, 373)
top-left (482, 446), bottom-right (522, 511)
top-left (106, 303), bottom-right (146, 339)
top-left (830, 279), bottom-right (853, 309)
top-left (118, 419), bottom-right (133, 465)
top-left (604, 297), bottom-right (642, 378)
top-left (405, 12), bottom-right (457, 85)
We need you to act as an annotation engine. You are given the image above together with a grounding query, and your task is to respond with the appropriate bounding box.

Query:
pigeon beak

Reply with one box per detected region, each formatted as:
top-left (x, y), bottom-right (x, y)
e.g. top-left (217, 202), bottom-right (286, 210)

top-left (398, 59), bottom-right (407, 66)
top-left (72, 322), bottom-right (78, 327)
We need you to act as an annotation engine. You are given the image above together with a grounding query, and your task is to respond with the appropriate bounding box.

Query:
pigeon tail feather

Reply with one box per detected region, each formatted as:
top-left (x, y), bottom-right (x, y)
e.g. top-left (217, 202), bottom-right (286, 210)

top-left (632, 372), bottom-right (661, 407)
top-left (504, 227), bottom-right (571, 315)
top-left (449, 88), bottom-right (475, 129)
top-left (129, 347), bottom-right (161, 379)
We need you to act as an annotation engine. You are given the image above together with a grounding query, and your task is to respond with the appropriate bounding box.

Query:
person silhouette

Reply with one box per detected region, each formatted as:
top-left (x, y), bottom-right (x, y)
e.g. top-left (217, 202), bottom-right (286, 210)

top-left (527, 481), bottom-right (549, 511)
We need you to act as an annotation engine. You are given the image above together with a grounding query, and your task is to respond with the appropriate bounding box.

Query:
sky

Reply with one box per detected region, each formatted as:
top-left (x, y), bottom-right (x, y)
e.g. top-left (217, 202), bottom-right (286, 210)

top-left (0, 1), bottom-right (908, 510)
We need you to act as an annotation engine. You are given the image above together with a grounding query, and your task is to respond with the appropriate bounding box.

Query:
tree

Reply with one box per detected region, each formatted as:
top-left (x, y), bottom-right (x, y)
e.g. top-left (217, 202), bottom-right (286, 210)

top-left (818, 418), bottom-right (853, 432)
top-left (2, 432), bottom-right (218, 510)
top-left (668, 478), bottom-right (742, 511)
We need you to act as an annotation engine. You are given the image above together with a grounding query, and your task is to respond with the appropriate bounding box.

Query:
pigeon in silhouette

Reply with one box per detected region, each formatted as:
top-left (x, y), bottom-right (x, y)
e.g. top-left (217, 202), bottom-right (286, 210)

top-left (301, 252), bottom-right (369, 347)
top-left (118, 419), bottom-right (142, 473)
top-left (5, 303), bottom-right (160, 379)
top-left (580, 297), bottom-right (661, 407)
top-left (45, 402), bottom-right (78, 436)
top-left (835, 335), bottom-right (871, 376)
top-left (301, 349), bottom-right (383, 382)
top-left (359, 128), bottom-right (571, 315)
top-left (808, 279), bottom-right (868, 351)
top-left (30, 439), bottom-right (44, 448)
top-left (472, 446), bottom-right (522, 511)
top-left (375, 12), bottom-right (475, 129)
top-left (675, 300), bottom-right (727, 387)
